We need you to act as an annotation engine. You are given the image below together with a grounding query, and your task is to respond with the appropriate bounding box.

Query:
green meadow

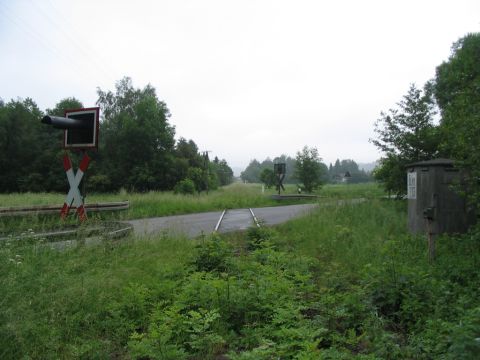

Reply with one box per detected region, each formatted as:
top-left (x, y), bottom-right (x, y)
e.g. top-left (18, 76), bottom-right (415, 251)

top-left (0, 183), bottom-right (380, 235)
top-left (1, 183), bottom-right (479, 359)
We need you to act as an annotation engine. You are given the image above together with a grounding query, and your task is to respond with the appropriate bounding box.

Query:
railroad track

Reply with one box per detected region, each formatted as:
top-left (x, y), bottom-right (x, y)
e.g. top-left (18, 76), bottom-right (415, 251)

top-left (214, 208), bottom-right (260, 233)
top-left (0, 221), bottom-right (133, 248)
top-left (0, 201), bottom-right (129, 217)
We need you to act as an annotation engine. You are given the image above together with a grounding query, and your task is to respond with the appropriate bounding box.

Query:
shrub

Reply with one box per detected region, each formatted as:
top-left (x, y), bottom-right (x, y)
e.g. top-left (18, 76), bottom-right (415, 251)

top-left (174, 178), bottom-right (196, 195)
top-left (88, 174), bottom-right (112, 192)
top-left (191, 234), bottom-right (233, 273)
top-left (246, 225), bottom-right (276, 250)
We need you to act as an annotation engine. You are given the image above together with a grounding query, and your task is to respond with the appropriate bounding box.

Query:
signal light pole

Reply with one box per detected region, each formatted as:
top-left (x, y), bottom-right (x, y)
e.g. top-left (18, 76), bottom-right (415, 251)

top-left (41, 107), bottom-right (99, 222)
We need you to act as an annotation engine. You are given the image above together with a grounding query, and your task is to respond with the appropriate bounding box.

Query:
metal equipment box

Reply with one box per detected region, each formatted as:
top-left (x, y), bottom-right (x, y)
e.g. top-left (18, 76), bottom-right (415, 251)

top-left (406, 158), bottom-right (475, 235)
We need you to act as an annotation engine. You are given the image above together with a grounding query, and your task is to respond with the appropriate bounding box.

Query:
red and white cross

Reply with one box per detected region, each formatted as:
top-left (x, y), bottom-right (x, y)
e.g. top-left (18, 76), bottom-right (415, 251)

top-left (60, 152), bottom-right (90, 221)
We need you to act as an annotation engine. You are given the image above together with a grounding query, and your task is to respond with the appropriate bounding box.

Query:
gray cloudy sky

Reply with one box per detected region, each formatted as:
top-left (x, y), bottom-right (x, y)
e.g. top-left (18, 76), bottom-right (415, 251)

top-left (1, 0), bottom-right (479, 171)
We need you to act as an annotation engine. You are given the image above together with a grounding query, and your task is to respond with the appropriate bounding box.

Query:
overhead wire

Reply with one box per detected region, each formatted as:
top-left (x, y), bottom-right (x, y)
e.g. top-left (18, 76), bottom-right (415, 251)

top-left (0, 1), bottom-right (88, 77)
top-left (32, 0), bottom-right (117, 84)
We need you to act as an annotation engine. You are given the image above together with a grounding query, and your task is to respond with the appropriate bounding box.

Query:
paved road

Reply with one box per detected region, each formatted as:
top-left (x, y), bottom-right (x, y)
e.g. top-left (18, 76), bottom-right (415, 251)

top-left (127, 203), bottom-right (318, 238)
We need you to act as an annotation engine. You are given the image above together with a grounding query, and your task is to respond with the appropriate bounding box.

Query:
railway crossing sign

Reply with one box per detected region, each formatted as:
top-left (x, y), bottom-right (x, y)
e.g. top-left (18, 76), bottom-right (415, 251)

top-left (64, 107), bottom-right (99, 150)
top-left (274, 163), bottom-right (286, 195)
top-left (60, 152), bottom-right (90, 221)
top-left (41, 107), bottom-right (100, 222)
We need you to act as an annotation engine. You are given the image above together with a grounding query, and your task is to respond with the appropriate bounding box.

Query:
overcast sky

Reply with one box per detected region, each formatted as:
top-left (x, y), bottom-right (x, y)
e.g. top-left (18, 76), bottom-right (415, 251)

top-left (1, 0), bottom-right (479, 171)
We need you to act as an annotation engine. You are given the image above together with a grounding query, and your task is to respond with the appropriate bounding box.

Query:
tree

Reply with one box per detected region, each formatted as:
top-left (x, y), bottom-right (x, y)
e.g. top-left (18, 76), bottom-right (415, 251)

top-left (0, 98), bottom-right (44, 192)
top-left (241, 155), bottom-right (296, 184)
top-left (240, 159), bottom-right (262, 183)
top-left (42, 98), bottom-right (84, 192)
top-left (97, 77), bottom-right (176, 191)
top-left (212, 157), bottom-right (234, 186)
top-left (370, 84), bottom-right (440, 196)
top-left (434, 33), bottom-right (480, 204)
top-left (328, 159), bottom-right (372, 184)
top-left (294, 146), bottom-right (326, 193)
top-left (187, 167), bottom-right (207, 194)
top-left (259, 168), bottom-right (276, 189)
top-left (175, 138), bottom-right (202, 168)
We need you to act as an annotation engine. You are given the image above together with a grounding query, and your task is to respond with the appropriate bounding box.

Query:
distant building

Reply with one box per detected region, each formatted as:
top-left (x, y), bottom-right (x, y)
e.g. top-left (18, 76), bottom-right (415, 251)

top-left (332, 172), bottom-right (351, 183)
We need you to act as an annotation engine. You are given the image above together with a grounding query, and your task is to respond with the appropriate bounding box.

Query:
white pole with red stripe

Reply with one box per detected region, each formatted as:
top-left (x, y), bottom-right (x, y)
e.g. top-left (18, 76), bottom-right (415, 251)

top-left (60, 152), bottom-right (90, 221)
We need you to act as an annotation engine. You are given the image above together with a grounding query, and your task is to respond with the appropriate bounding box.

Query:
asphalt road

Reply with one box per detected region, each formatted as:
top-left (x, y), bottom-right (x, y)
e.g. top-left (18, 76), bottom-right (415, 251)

top-left (127, 203), bottom-right (318, 238)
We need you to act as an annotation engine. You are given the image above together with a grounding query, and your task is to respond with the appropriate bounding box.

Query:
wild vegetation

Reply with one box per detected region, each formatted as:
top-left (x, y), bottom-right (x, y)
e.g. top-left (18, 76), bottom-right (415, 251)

top-left (1, 32), bottom-right (479, 359)
top-left (372, 33), bottom-right (480, 200)
top-left (0, 183), bottom-right (379, 236)
top-left (1, 184), bottom-right (479, 359)
top-left (0, 79), bottom-right (233, 194)
top-left (241, 156), bottom-right (371, 186)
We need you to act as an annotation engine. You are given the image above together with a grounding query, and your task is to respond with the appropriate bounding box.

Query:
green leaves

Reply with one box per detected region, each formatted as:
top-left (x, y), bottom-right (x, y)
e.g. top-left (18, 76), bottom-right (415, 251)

top-left (294, 146), bottom-right (326, 193)
top-left (371, 84), bottom-right (440, 195)
top-left (435, 33), bottom-right (480, 205)
top-left (97, 77), bottom-right (176, 191)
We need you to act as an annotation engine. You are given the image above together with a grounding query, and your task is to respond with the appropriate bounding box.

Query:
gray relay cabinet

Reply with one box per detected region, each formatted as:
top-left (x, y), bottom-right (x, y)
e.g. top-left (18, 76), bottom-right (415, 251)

top-left (406, 158), bottom-right (475, 236)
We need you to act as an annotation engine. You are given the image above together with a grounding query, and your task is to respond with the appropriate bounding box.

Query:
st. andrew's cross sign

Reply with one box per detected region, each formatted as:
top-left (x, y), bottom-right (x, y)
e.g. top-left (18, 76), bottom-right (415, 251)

top-left (274, 163), bottom-right (286, 195)
top-left (41, 107), bottom-right (99, 221)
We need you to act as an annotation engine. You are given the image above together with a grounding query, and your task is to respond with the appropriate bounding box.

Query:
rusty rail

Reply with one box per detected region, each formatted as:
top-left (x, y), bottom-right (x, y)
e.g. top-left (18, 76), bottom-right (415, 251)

top-left (0, 201), bottom-right (129, 217)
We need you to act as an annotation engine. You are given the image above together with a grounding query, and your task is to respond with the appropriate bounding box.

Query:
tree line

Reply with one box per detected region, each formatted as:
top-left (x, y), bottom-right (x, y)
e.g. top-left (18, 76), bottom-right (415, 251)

top-left (371, 33), bottom-right (480, 204)
top-left (241, 155), bottom-right (372, 186)
top-left (0, 77), bottom-right (233, 194)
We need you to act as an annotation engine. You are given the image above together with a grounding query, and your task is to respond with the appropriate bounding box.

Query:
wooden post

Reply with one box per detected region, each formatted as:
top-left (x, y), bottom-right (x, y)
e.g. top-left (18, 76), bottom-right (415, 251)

top-left (426, 219), bottom-right (436, 262)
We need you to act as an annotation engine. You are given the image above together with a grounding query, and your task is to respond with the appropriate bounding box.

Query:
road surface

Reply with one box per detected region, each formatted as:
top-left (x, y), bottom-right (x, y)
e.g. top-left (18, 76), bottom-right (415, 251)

top-left (127, 203), bottom-right (318, 238)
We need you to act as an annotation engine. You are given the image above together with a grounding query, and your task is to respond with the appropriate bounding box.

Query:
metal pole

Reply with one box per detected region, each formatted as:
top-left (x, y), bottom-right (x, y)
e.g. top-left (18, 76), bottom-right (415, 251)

top-left (81, 149), bottom-right (87, 202)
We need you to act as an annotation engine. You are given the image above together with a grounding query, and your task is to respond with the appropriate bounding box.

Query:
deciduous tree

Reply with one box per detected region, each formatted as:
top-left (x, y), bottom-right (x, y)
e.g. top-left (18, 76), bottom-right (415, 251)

top-left (97, 77), bottom-right (176, 191)
top-left (370, 84), bottom-right (440, 196)
top-left (259, 168), bottom-right (276, 189)
top-left (294, 146), bottom-right (326, 193)
top-left (435, 33), bottom-right (480, 203)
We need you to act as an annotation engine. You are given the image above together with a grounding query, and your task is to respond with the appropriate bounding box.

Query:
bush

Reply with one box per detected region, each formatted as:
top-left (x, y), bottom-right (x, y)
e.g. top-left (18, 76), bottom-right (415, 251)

top-left (246, 225), bottom-right (276, 250)
top-left (191, 234), bottom-right (233, 273)
top-left (88, 174), bottom-right (112, 192)
top-left (174, 178), bottom-right (196, 195)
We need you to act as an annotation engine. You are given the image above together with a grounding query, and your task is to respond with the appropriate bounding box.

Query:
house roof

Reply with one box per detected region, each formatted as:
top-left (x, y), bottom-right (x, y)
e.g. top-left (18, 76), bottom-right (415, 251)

top-left (406, 158), bottom-right (456, 168)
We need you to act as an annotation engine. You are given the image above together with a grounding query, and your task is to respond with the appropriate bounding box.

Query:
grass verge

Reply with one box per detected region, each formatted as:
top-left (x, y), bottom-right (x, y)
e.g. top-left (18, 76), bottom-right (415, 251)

top-left (0, 183), bottom-right (382, 236)
top-left (2, 197), bottom-right (479, 358)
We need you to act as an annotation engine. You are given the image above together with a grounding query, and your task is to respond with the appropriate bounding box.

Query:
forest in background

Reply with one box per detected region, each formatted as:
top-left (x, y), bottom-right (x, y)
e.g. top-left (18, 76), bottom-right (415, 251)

top-left (1, 32), bottom-right (479, 202)
top-left (0, 78), bottom-right (233, 194)
top-left (240, 156), bottom-right (372, 185)
top-left (1, 32), bottom-right (480, 359)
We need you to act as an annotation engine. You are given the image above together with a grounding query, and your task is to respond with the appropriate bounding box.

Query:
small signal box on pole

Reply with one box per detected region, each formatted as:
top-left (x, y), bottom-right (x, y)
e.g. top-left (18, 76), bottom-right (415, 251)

top-left (274, 163), bottom-right (286, 195)
top-left (41, 107), bottom-right (100, 222)
top-left (64, 107), bottom-right (100, 150)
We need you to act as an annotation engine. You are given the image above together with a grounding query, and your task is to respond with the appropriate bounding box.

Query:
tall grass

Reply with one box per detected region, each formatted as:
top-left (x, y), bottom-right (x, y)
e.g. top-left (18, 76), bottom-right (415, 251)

top-left (0, 182), bottom-right (383, 214)
top-left (0, 235), bottom-right (195, 359)
top-left (0, 182), bottom-right (384, 236)
top-left (316, 182), bottom-right (385, 199)
top-left (1, 187), bottom-right (479, 358)
top-left (276, 199), bottom-right (410, 272)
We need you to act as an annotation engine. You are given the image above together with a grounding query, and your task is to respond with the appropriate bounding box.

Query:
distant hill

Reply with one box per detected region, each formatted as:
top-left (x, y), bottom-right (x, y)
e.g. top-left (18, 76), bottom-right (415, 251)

top-left (357, 161), bottom-right (378, 173)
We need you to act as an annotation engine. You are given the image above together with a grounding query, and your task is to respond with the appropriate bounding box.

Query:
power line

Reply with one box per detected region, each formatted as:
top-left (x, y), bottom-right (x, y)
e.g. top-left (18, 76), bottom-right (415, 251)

top-left (0, 2), bottom-right (87, 76)
top-left (34, 0), bottom-right (117, 84)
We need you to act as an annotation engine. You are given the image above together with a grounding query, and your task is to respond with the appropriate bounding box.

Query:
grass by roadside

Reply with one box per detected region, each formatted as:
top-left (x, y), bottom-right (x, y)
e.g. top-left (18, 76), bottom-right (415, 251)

top-left (0, 183), bottom-right (383, 236)
top-left (0, 235), bottom-right (196, 359)
top-left (0, 182), bottom-right (384, 209)
top-left (2, 194), bottom-right (478, 358)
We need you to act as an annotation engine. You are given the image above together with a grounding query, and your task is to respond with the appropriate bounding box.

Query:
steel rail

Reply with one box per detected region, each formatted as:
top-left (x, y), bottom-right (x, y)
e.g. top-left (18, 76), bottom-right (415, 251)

top-left (214, 208), bottom-right (261, 233)
top-left (214, 209), bottom-right (227, 232)
top-left (249, 208), bottom-right (261, 228)
top-left (0, 201), bottom-right (129, 217)
top-left (0, 222), bottom-right (133, 243)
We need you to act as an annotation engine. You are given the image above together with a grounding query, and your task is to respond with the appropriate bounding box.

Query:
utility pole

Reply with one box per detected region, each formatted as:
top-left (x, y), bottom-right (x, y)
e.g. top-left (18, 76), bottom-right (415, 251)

top-left (202, 151), bottom-right (211, 194)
